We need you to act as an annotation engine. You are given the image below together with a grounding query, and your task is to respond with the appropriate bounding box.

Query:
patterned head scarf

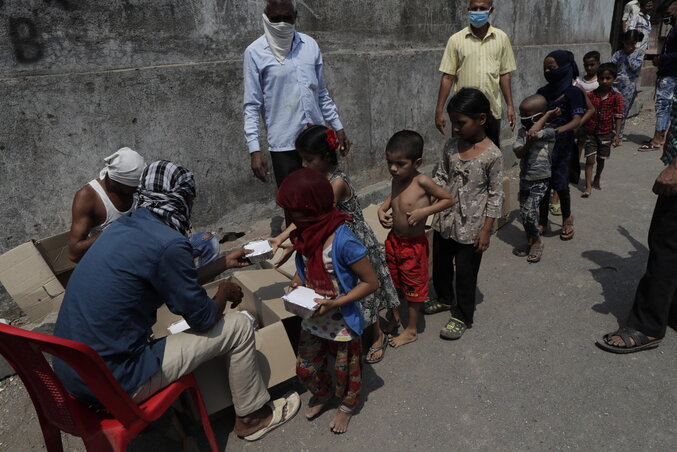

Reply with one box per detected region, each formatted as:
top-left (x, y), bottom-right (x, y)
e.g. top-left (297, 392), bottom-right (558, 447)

top-left (137, 161), bottom-right (196, 236)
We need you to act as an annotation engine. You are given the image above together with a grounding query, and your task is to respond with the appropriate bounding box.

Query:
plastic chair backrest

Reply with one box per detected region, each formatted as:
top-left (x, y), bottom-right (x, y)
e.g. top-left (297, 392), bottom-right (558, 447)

top-left (0, 323), bottom-right (144, 429)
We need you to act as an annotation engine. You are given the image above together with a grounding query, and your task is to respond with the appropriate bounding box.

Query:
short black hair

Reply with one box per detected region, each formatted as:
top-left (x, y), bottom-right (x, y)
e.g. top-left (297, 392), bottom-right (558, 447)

top-left (583, 51), bottom-right (600, 62)
top-left (597, 62), bottom-right (618, 78)
top-left (622, 29), bottom-right (645, 43)
top-left (386, 130), bottom-right (424, 161)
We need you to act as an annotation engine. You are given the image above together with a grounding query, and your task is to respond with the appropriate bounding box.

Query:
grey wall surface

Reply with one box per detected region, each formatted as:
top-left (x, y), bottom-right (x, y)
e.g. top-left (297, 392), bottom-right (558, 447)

top-left (0, 0), bottom-right (615, 317)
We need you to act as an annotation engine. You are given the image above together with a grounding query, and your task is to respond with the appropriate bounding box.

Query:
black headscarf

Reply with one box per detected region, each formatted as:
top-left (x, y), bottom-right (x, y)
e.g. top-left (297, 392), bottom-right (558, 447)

top-left (537, 50), bottom-right (580, 101)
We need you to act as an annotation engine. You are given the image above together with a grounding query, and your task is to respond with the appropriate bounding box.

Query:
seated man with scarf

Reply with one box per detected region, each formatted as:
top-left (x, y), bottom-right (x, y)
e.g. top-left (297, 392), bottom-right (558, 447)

top-left (54, 160), bottom-right (300, 441)
top-left (68, 148), bottom-right (221, 269)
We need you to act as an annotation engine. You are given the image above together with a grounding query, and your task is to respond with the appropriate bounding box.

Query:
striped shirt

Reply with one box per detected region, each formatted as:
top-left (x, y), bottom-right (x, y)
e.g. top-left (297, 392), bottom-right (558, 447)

top-left (628, 12), bottom-right (651, 52)
top-left (439, 26), bottom-right (517, 119)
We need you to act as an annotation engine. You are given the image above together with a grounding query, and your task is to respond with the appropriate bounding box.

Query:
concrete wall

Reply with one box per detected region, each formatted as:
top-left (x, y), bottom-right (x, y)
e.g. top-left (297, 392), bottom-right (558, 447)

top-left (0, 0), bottom-right (615, 317)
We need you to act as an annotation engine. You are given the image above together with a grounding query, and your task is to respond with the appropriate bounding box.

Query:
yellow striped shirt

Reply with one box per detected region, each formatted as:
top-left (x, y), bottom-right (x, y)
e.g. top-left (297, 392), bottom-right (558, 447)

top-left (439, 26), bottom-right (517, 119)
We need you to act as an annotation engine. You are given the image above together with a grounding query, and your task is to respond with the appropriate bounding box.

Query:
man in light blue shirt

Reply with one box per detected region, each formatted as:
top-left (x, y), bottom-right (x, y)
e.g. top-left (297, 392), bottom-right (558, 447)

top-left (243, 0), bottom-right (350, 192)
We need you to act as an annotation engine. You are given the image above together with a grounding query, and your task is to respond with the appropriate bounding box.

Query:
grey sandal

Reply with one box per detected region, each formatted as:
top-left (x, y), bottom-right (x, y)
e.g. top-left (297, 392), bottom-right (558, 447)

top-left (527, 243), bottom-right (544, 263)
top-left (365, 335), bottom-right (387, 364)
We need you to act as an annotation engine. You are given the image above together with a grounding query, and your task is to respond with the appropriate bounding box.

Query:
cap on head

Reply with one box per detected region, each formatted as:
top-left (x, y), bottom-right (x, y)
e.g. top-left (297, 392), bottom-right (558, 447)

top-left (100, 147), bottom-right (146, 188)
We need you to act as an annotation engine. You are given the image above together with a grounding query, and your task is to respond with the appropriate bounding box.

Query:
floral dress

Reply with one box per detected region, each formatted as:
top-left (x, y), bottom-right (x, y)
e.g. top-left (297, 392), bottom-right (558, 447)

top-left (329, 168), bottom-right (399, 324)
top-left (611, 48), bottom-right (644, 136)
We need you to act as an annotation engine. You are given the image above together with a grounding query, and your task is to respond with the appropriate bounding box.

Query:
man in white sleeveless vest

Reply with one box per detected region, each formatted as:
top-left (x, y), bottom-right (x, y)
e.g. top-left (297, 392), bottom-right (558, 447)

top-left (68, 147), bottom-right (146, 262)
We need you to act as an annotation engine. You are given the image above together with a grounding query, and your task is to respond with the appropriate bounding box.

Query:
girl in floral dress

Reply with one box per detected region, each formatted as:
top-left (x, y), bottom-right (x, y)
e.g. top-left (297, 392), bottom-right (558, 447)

top-left (612, 30), bottom-right (645, 140)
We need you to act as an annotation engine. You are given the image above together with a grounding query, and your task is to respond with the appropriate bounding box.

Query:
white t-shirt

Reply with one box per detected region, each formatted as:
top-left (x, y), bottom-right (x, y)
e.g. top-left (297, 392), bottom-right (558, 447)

top-left (575, 76), bottom-right (599, 93)
top-left (623, 1), bottom-right (640, 23)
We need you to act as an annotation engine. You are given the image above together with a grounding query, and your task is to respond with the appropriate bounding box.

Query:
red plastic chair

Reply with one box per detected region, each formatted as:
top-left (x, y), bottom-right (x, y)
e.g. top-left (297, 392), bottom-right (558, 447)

top-left (0, 323), bottom-right (219, 452)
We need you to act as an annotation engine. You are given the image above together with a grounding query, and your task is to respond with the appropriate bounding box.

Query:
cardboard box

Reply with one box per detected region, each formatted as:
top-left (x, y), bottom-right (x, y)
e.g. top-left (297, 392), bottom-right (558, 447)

top-left (151, 270), bottom-right (297, 414)
top-left (0, 231), bottom-right (75, 322)
top-left (259, 248), bottom-right (296, 280)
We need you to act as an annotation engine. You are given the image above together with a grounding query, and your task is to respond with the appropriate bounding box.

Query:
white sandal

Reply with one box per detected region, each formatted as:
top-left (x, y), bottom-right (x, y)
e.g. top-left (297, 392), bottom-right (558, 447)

top-left (242, 392), bottom-right (301, 441)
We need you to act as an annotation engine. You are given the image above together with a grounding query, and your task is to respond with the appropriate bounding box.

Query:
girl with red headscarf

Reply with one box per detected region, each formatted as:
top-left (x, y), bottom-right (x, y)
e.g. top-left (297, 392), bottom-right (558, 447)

top-left (277, 168), bottom-right (379, 434)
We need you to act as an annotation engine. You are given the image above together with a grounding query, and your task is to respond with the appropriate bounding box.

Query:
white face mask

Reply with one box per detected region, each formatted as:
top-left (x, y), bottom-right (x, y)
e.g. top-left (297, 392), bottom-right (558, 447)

top-left (262, 13), bottom-right (295, 64)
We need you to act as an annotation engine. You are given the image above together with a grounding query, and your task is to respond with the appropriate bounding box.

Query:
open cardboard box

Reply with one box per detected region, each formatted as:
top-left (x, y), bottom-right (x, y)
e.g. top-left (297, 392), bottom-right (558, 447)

top-left (0, 231), bottom-right (75, 322)
top-left (151, 269), bottom-right (298, 415)
top-left (259, 248), bottom-right (296, 280)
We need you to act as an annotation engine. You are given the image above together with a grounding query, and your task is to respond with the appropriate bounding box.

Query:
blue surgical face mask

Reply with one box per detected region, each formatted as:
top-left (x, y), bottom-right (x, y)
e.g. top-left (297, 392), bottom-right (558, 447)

top-left (468, 9), bottom-right (491, 28)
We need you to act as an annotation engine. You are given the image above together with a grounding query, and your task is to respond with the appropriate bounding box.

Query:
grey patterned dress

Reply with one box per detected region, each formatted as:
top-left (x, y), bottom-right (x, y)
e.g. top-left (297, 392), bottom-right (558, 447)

top-left (329, 168), bottom-right (400, 324)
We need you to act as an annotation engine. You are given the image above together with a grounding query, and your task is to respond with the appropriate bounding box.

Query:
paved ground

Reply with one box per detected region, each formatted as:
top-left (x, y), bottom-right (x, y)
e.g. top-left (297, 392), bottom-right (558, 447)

top-left (1, 95), bottom-right (676, 451)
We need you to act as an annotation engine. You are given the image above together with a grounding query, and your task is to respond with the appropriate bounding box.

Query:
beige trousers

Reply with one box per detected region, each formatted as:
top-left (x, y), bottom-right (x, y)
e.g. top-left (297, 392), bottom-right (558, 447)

top-left (132, 312), bottom-right (270, 417)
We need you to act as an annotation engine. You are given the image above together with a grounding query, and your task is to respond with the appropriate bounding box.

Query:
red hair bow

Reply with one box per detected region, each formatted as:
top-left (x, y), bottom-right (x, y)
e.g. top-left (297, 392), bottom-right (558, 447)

top-left (326, 129), bottom-right (340, 151)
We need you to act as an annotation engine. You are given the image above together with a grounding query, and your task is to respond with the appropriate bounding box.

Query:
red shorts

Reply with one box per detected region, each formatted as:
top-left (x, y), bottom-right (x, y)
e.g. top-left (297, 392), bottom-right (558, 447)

top-left (385, 231), bottom-right (429, 302)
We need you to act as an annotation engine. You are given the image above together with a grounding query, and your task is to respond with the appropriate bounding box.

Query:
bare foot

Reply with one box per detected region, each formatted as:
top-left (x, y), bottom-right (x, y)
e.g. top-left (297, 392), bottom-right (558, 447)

top-left (389, 330), bottom-right (417, 348)
top-left (234, 404), bottom-right (273, 437)
top-left (305, 395), bottom-right (331, 420)
top-left (329, 406), bottom-right (353, 434)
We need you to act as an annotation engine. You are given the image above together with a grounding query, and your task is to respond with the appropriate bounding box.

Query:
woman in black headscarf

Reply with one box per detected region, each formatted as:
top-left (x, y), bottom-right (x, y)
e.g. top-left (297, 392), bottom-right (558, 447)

top-left (536, 50), bottom-right (590, 241)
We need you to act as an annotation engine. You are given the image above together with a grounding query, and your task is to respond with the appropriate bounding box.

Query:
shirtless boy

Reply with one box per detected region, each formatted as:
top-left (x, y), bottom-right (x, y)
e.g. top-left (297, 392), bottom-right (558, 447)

top-left (378, 130), bottom-right (456, 348)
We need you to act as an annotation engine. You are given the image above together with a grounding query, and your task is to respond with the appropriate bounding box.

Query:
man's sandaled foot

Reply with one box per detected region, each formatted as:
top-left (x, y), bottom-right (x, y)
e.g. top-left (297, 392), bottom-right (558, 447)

top-left (329, 405), bottom-right (353, 434)
top-left (305, 394), bottom-right (332, 420)
top-left (240, 392), bottom-right (301, 441)
top-left (365, 335), bottom-right (388, 364)
top-left (596, 327), bottom-right (661, 354)
top-left (389, 330), bottom-right (417, 348)
top-left (592, 178), bottom-right (601, 190)
top-left (440, 317), bottom-right (467, 340)
top-left (424, 298), bottom-right (452, 314)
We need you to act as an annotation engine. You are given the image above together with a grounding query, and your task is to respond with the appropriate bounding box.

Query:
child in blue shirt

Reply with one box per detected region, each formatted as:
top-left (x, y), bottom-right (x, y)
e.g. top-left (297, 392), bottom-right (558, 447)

top-left (276, 168), bottom-right (379, 434)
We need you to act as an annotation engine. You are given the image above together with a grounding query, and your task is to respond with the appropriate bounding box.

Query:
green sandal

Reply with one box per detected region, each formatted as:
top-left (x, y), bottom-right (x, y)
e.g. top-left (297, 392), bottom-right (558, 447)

top-left (424, 298), bottom-right (452, 315)
top-left (549, 202), bottom-right (562, 216)
top-left (440, 317), bottom-right (467, 340)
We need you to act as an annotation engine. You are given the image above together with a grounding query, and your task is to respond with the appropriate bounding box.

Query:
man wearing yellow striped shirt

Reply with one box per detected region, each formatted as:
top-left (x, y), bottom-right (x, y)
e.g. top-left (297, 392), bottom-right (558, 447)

top-left (435, 0), bottom-right (517, 135)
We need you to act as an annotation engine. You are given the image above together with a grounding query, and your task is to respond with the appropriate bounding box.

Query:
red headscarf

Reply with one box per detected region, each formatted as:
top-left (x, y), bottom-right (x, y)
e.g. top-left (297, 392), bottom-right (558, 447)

top-left (276, 168), bottom-right (352, 296)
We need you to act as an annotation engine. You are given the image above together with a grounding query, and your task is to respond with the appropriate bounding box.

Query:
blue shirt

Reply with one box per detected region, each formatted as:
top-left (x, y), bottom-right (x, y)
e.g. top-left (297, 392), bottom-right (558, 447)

top-left (243, 32), bottom-right (343, 153)
top-left (294, 225), bottom-right (366, 336)
top-left (53, 208), bottom-right (218, 406)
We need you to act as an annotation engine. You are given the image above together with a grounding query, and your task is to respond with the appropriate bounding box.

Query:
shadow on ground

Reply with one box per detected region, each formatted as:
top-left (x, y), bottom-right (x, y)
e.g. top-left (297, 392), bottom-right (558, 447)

top-left (582, 226), bottom-right (648, 324)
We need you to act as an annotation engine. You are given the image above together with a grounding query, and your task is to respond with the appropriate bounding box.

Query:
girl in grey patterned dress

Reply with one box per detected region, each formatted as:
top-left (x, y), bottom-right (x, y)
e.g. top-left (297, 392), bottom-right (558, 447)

top-left (275, 125), bottom-right (399, 363)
